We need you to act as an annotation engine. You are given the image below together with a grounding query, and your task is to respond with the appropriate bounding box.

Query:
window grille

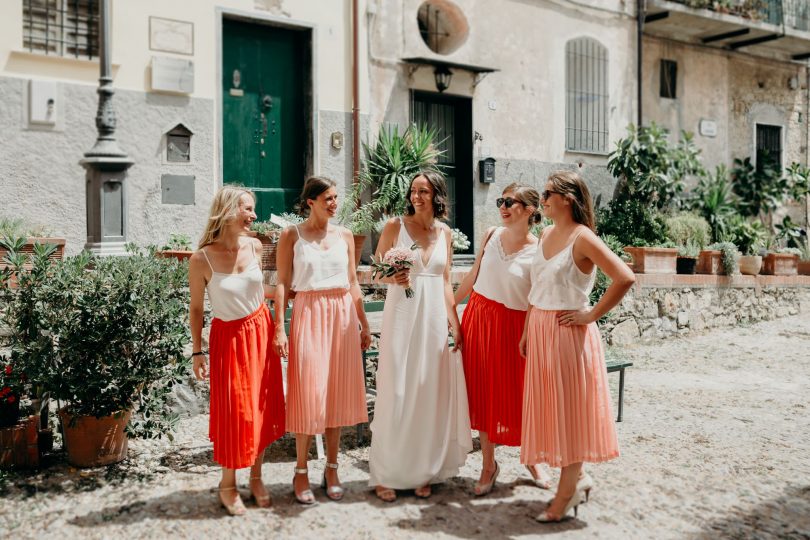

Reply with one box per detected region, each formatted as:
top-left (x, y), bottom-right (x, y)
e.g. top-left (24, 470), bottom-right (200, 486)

top-left (756, 124), bottom-right (782, 173)
top-left (22, 0), bottom-right (99, 60)
top-left (660, 59), bottom-right (677, 99)
top-left (565, 37), bottom-right (609, 154)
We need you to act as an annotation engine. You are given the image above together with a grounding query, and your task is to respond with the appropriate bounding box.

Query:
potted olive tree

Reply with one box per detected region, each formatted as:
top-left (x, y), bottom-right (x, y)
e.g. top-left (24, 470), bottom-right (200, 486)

top-left (155, 233), bottom-right (194, 262)
top-left (664, 213), bottom-right (710, 274)
top-left (16, 248), bottom-right (190, 467)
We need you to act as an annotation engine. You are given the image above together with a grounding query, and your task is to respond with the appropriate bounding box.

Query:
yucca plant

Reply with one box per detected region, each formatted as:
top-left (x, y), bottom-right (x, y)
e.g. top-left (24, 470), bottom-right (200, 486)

top-left (339, 123), bottom-right (445, 232)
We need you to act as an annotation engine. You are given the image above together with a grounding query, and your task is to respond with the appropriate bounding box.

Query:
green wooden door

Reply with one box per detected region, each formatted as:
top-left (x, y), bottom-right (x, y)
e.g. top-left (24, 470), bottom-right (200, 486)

top-left (222, 19), bottom-right (307, 220)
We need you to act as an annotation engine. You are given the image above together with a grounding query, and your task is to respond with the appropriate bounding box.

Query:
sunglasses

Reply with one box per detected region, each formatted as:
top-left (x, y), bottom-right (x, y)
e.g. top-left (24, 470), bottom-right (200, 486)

top-left (496, 197), bottom-right (524, 209)
top-left (541, 189), bottom-right (562, 201)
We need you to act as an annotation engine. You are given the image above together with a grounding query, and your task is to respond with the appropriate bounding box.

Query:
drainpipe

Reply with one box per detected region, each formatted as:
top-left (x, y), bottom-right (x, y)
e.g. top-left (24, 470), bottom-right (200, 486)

top-left (637, 0), bottom-right (644, 126)
top-left (352, 0), bottom-right (360, 196)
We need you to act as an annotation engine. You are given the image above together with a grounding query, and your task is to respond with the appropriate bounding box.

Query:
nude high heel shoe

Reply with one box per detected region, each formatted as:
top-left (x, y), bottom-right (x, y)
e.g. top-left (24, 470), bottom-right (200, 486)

top-left (249, 475), bottom-right (272, 508)
top-left (474, 462), bottom-right (500, 496)
top-left (535, 489), bottom-right (584, 523)
top-left (218, 484), bottom-right (247, 516)
top-left (577, 472), bottom-right (594, 502)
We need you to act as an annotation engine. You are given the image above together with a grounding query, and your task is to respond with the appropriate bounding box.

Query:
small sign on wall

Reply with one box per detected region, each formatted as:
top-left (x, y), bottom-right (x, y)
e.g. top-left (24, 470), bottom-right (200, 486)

top-left (149, 17), bottom-right (194, 55)
top-left (699, 119), bottom-right (717, 138)
top-left (151, 56), bottom-right (194, 94)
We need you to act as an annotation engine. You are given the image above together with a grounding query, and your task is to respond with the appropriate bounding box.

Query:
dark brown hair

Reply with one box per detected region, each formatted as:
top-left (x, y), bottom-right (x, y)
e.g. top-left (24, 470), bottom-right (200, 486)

top-left (296, 176), bottom-right (336, 217)
top-left (546, 171), bottom-right (596, 231)
top-left (405, 170), bottom-right (449, 220)
top-left (503, 182), bottom-right (542, 225)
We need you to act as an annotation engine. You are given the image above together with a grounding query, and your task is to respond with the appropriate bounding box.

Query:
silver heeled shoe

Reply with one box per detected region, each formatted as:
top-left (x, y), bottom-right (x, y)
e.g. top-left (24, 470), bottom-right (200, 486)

top-left (320, 462), bottom-right (345, 501)
top-left (474, 462), bottom-right (500, 496)
top-left (535, 489), bottom-right (584, 522)
top-left (293, 467), bottom-right (317, 505)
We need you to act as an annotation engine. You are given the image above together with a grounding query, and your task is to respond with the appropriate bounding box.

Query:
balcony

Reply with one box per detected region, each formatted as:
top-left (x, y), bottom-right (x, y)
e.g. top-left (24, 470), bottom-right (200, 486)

top-left (644, 0), bottom-right (810, 62)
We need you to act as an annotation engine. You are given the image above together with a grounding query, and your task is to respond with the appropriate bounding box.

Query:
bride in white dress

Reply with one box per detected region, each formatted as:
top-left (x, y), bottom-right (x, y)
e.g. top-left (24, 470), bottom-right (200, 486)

top-left (369, 171), bottom-right (472, 502)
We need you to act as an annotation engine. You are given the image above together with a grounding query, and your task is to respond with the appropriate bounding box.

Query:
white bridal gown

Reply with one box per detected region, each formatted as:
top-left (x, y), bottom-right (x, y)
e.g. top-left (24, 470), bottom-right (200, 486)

top-left (369, 219), bottom-right (472, 489)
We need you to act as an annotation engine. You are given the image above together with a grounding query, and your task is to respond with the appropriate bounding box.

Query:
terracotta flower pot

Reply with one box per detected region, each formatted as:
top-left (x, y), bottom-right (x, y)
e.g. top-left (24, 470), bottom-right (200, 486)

top-left (0, 415), bottom-right (39, 468)
top-left (155, 250), bottom-right (193, 262)
top-left (696, 250), bottom-right (723, 274)
top-left (798, 260), bottom-right (810, 276)
top-left (352, 234), bottom-right (367, 267)
top-left (623, 247), bottom-right (677, 274)
top-left (59, 408), bottom-right (131, 468)
top-left (254, 232), bottom-right (279, 271)
top-left (761, 253), bottom-right (799, 276)
top-left (738, 255), bottom-right (762, 276)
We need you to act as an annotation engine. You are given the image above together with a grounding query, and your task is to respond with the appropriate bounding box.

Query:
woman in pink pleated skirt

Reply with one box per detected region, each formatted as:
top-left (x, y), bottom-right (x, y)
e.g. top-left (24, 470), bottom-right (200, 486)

top-left (519, 171), bottom-right (635, 523)
top-left (274, 176), bottom-right (371, 505)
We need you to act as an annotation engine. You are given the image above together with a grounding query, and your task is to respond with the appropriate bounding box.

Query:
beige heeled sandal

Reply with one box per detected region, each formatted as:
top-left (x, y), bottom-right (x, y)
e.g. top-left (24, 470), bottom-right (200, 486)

top-left (293, 467), bottom-right (317, 505)
top-left (249, 475), bottom-right (272, 508)
top-left (473, 462), bottom-right (500, 497)
top-left (218, 484), bottom-right (247, 516)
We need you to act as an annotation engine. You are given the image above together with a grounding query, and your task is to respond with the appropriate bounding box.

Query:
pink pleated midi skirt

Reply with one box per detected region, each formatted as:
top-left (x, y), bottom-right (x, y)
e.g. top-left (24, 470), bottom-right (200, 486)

top-left (286, 288), bottom-right (368, 435)
top-left (521, 308), bottom-right (619, 468)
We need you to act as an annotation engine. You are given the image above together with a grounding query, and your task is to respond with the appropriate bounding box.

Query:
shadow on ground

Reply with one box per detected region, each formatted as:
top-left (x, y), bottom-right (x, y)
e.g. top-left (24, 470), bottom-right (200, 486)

top-left (697, 484), bottom-right (810, 539)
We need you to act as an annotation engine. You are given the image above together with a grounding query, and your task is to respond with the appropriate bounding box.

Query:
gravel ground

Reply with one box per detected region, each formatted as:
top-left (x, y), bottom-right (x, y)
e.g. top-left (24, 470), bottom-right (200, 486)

top-left (1, 313), bottom-right (809, 540)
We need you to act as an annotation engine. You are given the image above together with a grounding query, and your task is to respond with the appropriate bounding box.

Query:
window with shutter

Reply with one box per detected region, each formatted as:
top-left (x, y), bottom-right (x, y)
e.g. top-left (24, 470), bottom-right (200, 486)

top-left (565, 37), bottom-right (609, 154)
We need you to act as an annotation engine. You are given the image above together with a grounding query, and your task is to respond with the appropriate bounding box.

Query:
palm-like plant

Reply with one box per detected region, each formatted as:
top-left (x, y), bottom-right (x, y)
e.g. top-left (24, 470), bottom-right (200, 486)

top-left (339, 124), bottom-right (444, 233)
top-left (689, 165), bottom-right (738, 243)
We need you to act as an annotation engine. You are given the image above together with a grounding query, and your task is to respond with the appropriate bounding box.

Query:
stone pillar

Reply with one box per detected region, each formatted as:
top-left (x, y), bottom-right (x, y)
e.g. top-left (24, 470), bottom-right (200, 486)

top-left (80, 0), bottom-right (132, 255)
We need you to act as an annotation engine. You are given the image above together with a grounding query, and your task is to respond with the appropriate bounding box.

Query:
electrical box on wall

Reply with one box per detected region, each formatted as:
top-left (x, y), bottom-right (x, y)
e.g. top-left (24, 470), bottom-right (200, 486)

top-left (29, 80), bottom-right (57, 126)
top-left (478, 157), bottom-right (496, 183)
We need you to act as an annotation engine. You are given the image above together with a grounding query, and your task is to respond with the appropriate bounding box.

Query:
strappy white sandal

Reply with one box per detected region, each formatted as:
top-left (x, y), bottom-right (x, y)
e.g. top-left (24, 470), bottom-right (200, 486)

top-left (218, 484), bottom-right (247, 516)
top-left (320, 462), bottom-right (345, 501)
top-left (293, 467), bottom-right (317, 505)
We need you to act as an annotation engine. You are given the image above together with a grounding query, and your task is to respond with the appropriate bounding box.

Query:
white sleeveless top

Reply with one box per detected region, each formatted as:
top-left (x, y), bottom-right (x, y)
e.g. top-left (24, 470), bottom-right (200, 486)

top-left (202, 241), bottom-right (264, 321)
top-left (472, 227), bottom-right (536, 311)
top-left (528, 229), bottom-right (596, 310)
top-left (290, 225), bottom-right (350, 292)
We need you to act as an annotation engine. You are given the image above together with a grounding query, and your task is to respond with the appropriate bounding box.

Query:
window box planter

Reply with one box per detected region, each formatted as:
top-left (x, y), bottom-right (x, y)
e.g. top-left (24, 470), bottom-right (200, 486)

top-left (738, 255), bottom-right (763, 276)
top-left (59, 408), bottom-right (131, 468)
top-left (623, 247), bottom-right (677, 274)
top-left (798, 260), bottom-right (810, 276)
top-left (155, 250), bottom-right (193, 262)
top-left (761, 253), bottom-right (799, 276)
top-left (0, 415), bottom-right (39, 469)
top-left (0, 237), bottom-right (65, 265)
top-left (696, 250), bottom-right (723, 274)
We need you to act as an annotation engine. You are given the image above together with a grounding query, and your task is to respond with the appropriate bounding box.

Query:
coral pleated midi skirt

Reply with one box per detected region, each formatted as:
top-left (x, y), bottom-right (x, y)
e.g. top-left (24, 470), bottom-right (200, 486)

top-left (209, 303), bottom-right (286, 469)
top-left (461, 291), bottom-right (527, 446)
top-left (521, 308), bottom-right (619, 468)
top-left (286, 288), bottom-right (368, 435)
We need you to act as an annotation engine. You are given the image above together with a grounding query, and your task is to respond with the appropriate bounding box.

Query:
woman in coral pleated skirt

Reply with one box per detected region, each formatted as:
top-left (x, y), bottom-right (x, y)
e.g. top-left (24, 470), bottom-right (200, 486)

top-left (273, 176), bottom-right (371, 505)
top-left (519, 171), bottom-right (635, 523)
top-left (454, 183), bottom-right (553, 496)
top-left (189, 187), bottom-right (286, 515)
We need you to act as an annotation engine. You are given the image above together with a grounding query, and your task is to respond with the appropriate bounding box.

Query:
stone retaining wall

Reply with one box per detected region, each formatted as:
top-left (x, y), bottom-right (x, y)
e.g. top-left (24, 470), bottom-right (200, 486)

top-left (601, 275), bottom-right (810, 346)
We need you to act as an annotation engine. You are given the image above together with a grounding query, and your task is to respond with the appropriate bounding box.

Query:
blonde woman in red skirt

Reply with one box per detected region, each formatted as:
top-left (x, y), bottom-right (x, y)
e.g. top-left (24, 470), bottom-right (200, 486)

top-left (519, 171), bottom-right (635, 522)
top-left (189, 187), bottom-right (286, 515)
top-left (274, 176), bottom-right (371, 505)
top-left (454, 183), bottom-right (554, 496)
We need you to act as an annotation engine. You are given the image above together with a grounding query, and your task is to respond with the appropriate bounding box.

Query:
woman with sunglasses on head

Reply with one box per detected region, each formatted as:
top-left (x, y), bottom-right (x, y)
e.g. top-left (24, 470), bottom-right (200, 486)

top-left (188, 187), bottom-right (286, 515)
top-left (519, 171), bottom-right (634, 522)
top-left (273, 176), bottom-right (372, 505)
top-left (369, 170), bottom-right (472, 502)
top-left (453, 183), bottom-right (553, 496)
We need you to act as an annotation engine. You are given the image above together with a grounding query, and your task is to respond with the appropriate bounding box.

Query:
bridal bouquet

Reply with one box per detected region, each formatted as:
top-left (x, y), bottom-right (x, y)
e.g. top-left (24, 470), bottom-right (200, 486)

top-left (371, 245), bottom-right (418, 298)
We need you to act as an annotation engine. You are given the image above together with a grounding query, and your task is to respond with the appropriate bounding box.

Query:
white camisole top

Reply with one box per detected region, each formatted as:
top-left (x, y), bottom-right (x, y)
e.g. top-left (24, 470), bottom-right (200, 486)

top-left (202, 241), bottom-right (264, 321)
top-left (528, 229), bottom-right (596, 311)
top-left (472, 227), bottom-right (537, 311)
top-left (290, 225), bottom-right (350, 292)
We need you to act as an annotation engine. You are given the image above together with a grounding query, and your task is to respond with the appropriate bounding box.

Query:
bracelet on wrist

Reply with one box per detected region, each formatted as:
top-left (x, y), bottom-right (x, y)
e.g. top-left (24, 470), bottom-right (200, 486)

top-left (191, 350), bottom-right (208, 357)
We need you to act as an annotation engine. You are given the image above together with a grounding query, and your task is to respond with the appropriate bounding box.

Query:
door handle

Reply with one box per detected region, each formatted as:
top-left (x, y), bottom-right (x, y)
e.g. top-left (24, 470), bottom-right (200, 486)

top-left (262, 95), bottom-right (273, 110)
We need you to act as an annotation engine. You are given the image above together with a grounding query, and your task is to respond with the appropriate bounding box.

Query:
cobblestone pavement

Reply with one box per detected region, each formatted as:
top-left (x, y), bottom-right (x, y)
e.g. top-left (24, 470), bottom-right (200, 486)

top-left (1, 313), bottom-right (809, 539)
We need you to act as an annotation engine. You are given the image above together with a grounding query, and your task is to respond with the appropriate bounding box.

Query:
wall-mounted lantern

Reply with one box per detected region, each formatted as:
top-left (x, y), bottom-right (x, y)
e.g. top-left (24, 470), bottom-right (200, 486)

top-left (434, 65), bottom-right (453, 93)
top-left (478, 157), bottom-right (496, 183)
top-left (166, 123), bottom-right (193, 163)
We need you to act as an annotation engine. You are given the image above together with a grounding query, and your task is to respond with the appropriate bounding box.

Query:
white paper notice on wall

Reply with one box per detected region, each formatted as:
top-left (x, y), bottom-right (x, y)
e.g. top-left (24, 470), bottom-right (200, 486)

top-left (151, 56), bottom-right (194, 94)
top-left (699, 119), bottom-right (717, 138)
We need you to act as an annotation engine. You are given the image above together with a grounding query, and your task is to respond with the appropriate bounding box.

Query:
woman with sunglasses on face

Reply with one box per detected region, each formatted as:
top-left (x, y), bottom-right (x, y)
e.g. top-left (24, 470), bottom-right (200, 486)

top-left (453, 183), bottom-right (553, 496)
top-left (519, 171), bottom-right (635, 522)
top-left (369, 170), bottom-right (472, 502)
top-left (273, 176), bottom-right (372, 505)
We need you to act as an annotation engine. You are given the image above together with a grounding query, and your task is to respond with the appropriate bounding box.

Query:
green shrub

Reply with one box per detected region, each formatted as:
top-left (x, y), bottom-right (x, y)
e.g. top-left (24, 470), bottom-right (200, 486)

top-left (596, 197), bottom-right (668, 247)
top-left (687, 165), bottom-right (738, 243)
top-left (707, 241), bottom-right (740, 275)
top-left (725, 216), bottom-right (767, 256)
top-left (665, 213), bottom-right (711, 249)
top-left (161, 233), bottom-right (193, 251)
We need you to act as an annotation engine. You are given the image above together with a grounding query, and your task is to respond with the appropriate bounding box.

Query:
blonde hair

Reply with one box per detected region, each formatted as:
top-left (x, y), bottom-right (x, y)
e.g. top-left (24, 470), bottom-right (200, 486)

top-left (198, 186), bottom-right (255, 249)
top-left (503, 182), bottom-right (542, 225)
top-left (546, 170), bottom-right (596, 231)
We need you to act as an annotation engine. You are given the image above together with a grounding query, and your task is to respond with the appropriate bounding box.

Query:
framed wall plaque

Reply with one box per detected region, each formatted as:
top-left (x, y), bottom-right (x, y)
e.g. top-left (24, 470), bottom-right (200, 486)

top-left (149, 16), bottom-right (194, 56)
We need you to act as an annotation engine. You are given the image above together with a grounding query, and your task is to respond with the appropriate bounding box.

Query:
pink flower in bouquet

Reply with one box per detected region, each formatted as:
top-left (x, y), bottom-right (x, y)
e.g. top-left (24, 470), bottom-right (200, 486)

top-left (371, 246), bottom-right (418, 298)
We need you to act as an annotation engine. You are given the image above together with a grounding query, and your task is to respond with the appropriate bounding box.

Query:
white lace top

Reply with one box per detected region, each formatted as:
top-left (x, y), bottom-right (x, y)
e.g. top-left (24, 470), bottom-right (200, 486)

top-left (201, 242), bottom-right (264, 321)
top-left (290, 226), bottom-right (350, 292)
top-left (472, 227), bottom-right (536, 311)
top-left (528, 230), bottom-right (596, 310)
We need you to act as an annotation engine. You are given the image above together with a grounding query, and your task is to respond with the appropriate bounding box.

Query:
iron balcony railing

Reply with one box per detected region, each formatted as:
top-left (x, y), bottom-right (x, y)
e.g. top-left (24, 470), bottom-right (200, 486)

top-left (670, 0), bottom-right (810, 32)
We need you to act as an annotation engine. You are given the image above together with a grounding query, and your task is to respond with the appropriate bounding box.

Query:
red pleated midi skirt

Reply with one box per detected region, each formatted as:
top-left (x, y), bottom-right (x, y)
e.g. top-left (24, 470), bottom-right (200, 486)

top-left (286, 288), bottom-right (368, 435)
top-left (461, 290), bottom-right (528, 446)
top-left (521, 308), bottom-right (619, 468)
top-left (209, 303), bottom-right (285, 469)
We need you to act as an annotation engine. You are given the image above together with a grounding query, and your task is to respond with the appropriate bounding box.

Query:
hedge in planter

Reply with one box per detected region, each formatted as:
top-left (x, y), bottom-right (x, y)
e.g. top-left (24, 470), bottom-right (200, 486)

top-left (19, 248), bottom-right (190, 463)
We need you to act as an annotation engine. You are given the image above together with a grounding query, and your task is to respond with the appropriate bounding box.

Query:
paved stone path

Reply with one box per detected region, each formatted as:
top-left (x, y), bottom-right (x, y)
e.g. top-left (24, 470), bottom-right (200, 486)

top-left (1, 313), bottom-right (809, 539)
